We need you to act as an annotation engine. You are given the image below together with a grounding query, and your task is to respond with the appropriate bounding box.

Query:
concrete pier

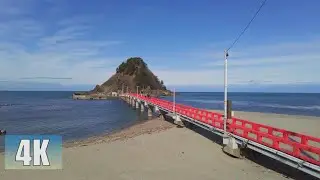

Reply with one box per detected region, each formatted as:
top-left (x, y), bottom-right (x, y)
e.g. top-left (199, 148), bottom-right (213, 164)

top-left (141, 103), bottom-right (144, 112)
top-left (174, 115), bottom-right (184, 127)
top-left (147, 106), bottom-right (152, 117)
top-left (154, 106), bottom-right (159, 114)
top-left (132, 99), bottom-right (136, 108)
top-left (136, 101), bottom-right (139, 109)
top-left (159, 113), bottom-right (165, 120)
top-left (129, 98), bottom-right (132, 107)
top-left (223, 136), bottom-right (241, 158)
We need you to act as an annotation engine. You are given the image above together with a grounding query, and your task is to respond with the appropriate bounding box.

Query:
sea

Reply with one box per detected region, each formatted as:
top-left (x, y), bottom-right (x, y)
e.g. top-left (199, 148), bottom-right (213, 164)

top-left (1, 91), bottom-right (320, 150)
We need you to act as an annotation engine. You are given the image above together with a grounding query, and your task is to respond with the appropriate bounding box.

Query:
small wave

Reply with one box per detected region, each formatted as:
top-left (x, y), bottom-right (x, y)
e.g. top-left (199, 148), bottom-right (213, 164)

top-left (232, 101), bottom-right (251, 106)
top-left (185, 99), bottom-right (222, 104)
top-left (258, 103), bottom-right (320, 110)
top-left (184, 99), bottom-right (320, 111)
top-left (32, 105), bottom-right (71, 111)
top-left (0, 103), bottom-right (22, 107)
top-left (185, 99), bottom-right (250, 106)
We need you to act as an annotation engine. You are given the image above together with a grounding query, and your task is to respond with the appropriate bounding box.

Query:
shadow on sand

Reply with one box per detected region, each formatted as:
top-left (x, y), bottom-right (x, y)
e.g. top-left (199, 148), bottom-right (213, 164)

top-left (161, 112), bottom-right (318, 180)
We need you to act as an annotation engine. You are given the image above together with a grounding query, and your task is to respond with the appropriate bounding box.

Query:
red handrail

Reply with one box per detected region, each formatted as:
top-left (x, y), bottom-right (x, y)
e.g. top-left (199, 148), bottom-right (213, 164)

top-left (128, 93), bottom-right (320, 166)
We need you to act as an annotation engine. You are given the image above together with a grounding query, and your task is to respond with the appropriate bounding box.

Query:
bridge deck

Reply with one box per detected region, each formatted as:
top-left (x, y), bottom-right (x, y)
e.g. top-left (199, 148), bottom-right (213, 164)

top-left (127, 93), bottom-right (320, 179)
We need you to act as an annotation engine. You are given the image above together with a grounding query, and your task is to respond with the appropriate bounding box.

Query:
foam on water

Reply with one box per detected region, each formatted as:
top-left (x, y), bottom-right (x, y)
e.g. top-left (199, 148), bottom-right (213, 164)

top-left (256, 103), bottom-right (320, 110)
top-left (184, 99), bottom-right (320, 111)
top-left (163, 92), bottom-right (320, 116)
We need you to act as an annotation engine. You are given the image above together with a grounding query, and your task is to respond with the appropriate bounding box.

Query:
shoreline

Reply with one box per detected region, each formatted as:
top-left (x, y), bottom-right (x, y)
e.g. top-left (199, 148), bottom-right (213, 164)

top-left (0, 117), bottom-right (173, 154)
top-left (1, 117), bottom-right (315, 180)
top-left (1, 110), bottom-right (319, 150)
top-left (208, 107), bottom-right (320, 117)
top-left (63, 116), bottom-right (175, 148)
top-left (0, 114), bottom-right (318, 179)
top-left (1, 109), bottom-right (319, 153)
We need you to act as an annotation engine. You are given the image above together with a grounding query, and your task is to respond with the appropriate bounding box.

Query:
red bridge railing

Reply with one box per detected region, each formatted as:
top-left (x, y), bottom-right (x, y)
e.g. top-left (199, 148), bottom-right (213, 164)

top-left (129, 93), bottom-right (320, 166)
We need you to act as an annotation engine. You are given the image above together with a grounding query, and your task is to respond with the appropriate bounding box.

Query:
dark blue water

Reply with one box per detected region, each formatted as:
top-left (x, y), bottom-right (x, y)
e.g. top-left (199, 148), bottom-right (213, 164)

top-left (1, 91), bottom-right (320, 151)
top-left (0, 91), bottom-right (147, 150)
top-left (162, 92), bottom-right (320, 117)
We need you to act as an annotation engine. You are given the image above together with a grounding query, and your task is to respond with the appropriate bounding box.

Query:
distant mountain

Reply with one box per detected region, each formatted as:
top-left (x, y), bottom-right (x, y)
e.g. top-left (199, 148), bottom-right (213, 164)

top-left (90, 57), bottom-right (172, 96)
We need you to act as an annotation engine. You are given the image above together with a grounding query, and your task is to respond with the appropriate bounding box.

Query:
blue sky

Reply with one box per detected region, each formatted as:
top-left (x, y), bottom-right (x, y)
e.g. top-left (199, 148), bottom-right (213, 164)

top-left (0, 0), bottom-right (320, 92)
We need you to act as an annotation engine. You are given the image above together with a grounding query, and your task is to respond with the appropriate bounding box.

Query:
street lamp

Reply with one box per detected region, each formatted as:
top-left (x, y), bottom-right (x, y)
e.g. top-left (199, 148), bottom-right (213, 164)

top-left (223, 50), bottom-right (229, 145)
top-left (173, 87), bottom-right (176, 115)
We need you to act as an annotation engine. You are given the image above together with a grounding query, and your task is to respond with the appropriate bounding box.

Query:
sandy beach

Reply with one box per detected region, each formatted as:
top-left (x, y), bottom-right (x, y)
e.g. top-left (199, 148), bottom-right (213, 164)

top-left (0, 119), bottom-right (285, 180)
top-left (1, 111), bottom-right (318, 180)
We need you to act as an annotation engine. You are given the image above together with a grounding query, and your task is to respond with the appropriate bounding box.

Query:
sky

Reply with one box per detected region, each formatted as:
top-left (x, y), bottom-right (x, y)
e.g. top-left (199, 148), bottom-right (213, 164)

top-left (0, 0), bottom-right (320, 92)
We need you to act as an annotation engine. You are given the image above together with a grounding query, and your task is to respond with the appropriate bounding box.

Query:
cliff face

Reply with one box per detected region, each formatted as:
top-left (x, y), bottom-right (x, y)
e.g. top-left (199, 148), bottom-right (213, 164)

top-left (90, 57), bottom-right (171, 96)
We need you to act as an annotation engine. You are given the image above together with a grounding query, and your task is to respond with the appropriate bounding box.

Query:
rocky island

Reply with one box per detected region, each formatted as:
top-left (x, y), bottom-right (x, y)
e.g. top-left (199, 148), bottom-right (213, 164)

top-left (73, 57), bottom-right (172, 100)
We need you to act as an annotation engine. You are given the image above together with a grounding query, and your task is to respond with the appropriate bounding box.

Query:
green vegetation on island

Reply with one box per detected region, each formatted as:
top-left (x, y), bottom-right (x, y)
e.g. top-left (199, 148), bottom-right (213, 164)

top-left (73, 57), bottom-right (172, 99)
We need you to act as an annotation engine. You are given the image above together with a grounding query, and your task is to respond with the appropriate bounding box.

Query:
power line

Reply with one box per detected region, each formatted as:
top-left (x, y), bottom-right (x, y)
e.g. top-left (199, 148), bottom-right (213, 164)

top-left (227, 0), bottom-right (267, 51)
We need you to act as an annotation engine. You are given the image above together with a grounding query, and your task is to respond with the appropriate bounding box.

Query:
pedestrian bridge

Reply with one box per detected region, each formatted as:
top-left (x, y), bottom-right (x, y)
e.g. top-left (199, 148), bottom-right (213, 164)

top-left (121, 93), bottom-right (320, 179)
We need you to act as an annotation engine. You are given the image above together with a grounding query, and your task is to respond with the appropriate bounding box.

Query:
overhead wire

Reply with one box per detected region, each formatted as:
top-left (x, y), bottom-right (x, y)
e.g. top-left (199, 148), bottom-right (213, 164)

top-left (227, 0), bottom-right (268, 51)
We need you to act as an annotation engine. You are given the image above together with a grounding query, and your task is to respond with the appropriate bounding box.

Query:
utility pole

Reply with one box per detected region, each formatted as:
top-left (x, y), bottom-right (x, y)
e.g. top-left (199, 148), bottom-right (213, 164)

top-left (173, 87), bottom-right (176, 116)
top-left (223, 50), bottom-right (229, 144)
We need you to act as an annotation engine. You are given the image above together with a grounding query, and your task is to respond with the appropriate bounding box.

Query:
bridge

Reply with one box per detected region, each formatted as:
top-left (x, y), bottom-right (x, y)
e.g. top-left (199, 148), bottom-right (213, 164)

top-left (120, 93), bottom-right (320, 179)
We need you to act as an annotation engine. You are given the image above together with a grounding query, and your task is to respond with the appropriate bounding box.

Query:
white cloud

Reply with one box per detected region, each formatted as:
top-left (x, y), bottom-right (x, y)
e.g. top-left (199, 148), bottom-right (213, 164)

top-left (0, 0), bottom-right (34, 16)
top-left (0, 3), bottom-right (123, 86)
top-left (153, 38), bottom-right (320, 86)
top-left (0, 1), bottom-right (319, 89)
top-left (207, 54), bottom-right (320, 67)
top-left (0, 19), bottom-right (43, 41)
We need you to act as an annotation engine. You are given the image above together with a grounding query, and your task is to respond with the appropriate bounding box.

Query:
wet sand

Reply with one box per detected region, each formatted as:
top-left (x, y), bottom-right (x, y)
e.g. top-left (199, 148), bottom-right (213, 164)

top-left (0, 116), bottom-right (307, 180)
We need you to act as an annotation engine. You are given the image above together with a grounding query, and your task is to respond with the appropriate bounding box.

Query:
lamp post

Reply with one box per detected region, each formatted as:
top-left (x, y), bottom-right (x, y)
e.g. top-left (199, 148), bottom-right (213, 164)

top-left (173, 88), bottom-right (176, 115)
top-left (223, 50), bottom-right (229, 145)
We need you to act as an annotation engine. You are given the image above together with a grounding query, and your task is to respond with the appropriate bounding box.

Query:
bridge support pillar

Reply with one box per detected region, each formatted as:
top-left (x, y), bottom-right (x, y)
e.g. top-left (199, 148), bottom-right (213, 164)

top-left (128, 98), bottom-right (132, 106)
top-left (174, 115), bottom-right (184, 127)
top-left (147, 106), bottom-right (152, 117)
top-left (141, 102), bottom-right (144, 112)
top-left (132, 99), bottom-right (136, 108)
top-left (222, 136), bottom-right (241, 158)
top-left (153, 106), bottom-right (159, 113)
top-left (159, 113), bottom-right (164, 120)
top-left (154, 106), bottom-right (161, 118)
top-left (136, 101), bottom-right (139, 109)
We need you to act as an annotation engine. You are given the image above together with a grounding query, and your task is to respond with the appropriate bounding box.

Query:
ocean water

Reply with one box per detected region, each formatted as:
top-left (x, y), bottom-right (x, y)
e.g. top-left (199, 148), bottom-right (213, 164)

top-left (1, 91), bottom-right (320, 150)
top-left (162, 92), bottom-right (320, 117)
top-left (0, 91), bottom-right (147, 151)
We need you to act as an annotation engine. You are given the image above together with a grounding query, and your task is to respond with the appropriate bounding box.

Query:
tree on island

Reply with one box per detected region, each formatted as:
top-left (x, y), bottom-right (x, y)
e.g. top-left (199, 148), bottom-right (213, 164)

top-left (90, 57), bottom-right (172, 96)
